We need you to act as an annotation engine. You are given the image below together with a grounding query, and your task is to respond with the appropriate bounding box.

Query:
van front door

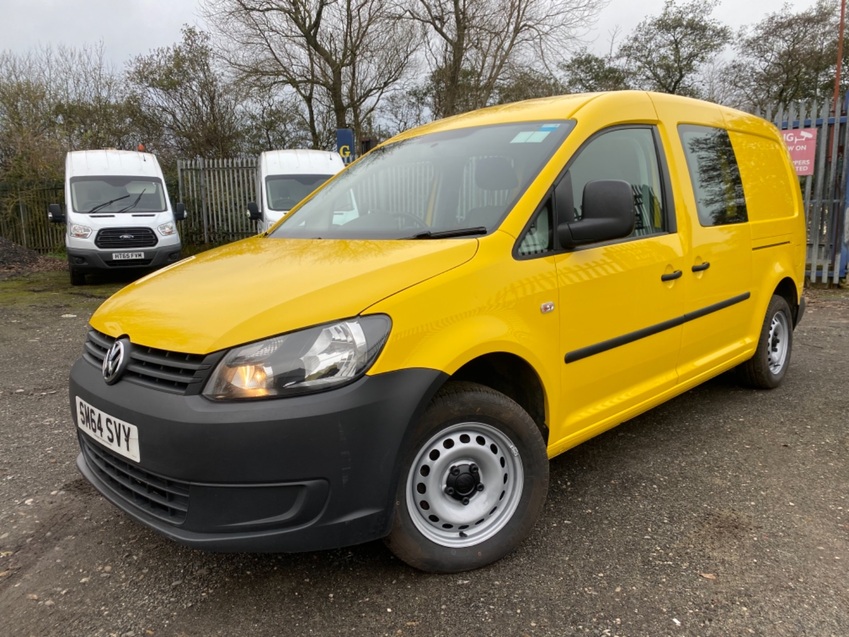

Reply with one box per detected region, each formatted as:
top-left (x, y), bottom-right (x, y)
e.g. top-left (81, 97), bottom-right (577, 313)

top-left (549, 126), bottom-right (686, 453)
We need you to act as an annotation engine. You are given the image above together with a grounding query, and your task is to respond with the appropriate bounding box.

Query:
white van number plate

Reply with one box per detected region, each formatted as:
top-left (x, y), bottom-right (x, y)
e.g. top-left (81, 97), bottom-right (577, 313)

top-left (75, 396), bottom-right (140, 462)
top-left (112, 252), bottom-right (144, 260)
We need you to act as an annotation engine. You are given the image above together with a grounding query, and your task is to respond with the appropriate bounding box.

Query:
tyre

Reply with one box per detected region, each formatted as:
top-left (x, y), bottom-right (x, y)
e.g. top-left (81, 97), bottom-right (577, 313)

top-left (385, 381), bottom-right (549, 573)
top-left (69, 267), bottom-right (86, 286)
top-left (738, 294), bottom-right (793, 389)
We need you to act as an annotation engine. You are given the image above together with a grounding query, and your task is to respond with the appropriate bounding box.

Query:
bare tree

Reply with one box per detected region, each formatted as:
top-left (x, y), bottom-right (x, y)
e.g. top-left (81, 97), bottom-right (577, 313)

top-left (0, 44), bottom-right (133, 182)
top-left (403, 0), bottom-right (606, 118)
top-left (203, 0), bottom-right (418, 147)
top-left (52, 45), bottom-right (137, 152)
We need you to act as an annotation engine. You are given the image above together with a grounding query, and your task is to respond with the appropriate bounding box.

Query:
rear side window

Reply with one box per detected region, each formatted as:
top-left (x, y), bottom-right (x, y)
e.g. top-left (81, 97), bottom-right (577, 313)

top-left (679, 125), bottom-right (747, 226)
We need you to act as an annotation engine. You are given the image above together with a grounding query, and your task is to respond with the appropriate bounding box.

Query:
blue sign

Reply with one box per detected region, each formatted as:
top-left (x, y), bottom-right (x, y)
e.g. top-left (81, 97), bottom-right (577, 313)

top-left (336, 128), bottom-right (355, 164)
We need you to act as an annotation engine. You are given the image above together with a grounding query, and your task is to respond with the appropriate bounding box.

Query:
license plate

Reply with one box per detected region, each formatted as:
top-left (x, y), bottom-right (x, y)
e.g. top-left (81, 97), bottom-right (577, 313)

top-left (75, 396), bottom-right (140, 462)
top-left (112, 252), bottom-right (144, 260)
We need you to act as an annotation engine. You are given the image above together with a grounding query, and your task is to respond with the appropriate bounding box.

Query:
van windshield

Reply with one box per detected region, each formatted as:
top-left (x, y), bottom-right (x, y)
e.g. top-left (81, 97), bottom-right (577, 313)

top-left (69, 176), bottom-right (168, 214)
top-left (266, 174), bottom-right (334, 211)
top-left (269, 121), bottom-right (573, 240)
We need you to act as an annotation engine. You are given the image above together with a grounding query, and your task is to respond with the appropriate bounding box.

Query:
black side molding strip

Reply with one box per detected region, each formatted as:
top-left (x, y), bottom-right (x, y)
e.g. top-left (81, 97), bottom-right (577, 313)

top-left (564, 292), bottom-right (751, 364)
top-left (753, 241), bottom-right (790, 251)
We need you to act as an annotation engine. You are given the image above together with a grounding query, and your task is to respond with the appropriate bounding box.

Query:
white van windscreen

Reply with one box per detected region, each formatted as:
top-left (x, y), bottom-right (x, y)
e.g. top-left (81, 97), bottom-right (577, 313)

top-left (270, 120), bottom-right (574, 240)
top-left (265, 174), bottom-right (333, 211)
top-left (70, 176), bottom-right (168, 214)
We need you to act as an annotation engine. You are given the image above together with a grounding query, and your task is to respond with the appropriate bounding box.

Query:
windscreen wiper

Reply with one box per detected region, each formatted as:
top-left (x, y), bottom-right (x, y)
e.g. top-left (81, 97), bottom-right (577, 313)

top-left (116, 188), bottom-right (146, 213)
top-left (87, 194), bottom-right (130, 213)
top-left (409, 226), bottom-right (488, 239)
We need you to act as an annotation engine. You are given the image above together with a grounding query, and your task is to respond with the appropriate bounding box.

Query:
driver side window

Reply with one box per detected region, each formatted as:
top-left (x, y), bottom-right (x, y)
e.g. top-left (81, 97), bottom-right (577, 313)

top-left (565, 127), bottom-right (666, 237)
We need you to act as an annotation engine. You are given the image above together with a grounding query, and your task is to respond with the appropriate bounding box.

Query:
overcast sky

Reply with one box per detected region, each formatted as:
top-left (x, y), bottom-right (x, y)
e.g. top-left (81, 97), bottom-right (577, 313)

top-left (0, 0), bottom-right (827, 69)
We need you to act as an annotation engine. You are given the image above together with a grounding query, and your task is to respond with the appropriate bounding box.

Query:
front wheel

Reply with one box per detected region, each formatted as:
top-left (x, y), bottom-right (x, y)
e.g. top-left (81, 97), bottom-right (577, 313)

top-left (386, 381), bottom-right (549, 573)
top-left (69, 267), bottom-right (86, 286)
top-left (738, 294), bottom-right (793, 389)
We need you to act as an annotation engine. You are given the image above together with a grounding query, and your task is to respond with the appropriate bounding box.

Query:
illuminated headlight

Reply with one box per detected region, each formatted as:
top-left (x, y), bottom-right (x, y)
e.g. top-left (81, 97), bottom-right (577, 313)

top-left (70, 224), bottom-right (92, 238)
top-left (158, 222), bottom-right (175, 236)
top-left (203, 315), bottom-right (391, 400)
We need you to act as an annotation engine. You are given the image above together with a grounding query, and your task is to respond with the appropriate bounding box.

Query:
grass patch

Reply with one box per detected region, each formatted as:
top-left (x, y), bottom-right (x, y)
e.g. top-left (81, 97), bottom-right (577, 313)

top-left (0, 270), bottom-right (125, 311)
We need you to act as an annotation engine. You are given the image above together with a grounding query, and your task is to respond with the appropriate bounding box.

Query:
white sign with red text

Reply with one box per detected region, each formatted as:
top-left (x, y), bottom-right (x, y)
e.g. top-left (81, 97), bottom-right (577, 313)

top-left (782, 128), bottom-right (817, 176)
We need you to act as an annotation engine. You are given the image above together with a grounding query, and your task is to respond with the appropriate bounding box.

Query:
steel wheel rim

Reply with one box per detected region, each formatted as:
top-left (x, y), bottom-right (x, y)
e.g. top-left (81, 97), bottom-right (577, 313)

top-left (405, 421), bottom-right (524, 548)
top-left (767, 310), bottom-right (790, 375)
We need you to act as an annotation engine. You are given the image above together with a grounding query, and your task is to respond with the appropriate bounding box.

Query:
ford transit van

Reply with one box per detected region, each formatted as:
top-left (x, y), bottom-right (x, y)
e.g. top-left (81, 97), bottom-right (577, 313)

top-left (68, 92), bottom-right (805, 573)
top-left (247, 149), bottom-right (345, 232)
top-left (49, 149), bottom-right (186, 285)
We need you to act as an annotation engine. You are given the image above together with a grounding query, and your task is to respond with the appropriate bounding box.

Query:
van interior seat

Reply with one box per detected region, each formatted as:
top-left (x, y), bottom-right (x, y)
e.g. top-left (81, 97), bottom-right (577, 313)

top-left (462, 156), bottom-right (518, 228)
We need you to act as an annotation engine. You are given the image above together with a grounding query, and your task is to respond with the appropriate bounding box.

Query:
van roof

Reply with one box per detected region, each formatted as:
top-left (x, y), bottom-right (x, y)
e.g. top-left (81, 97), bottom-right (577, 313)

top-left (390, 91), bottom-right (765, 141)
top-left (260, 149), bottom-right (344, 175)
top-left (66, 150), bottom-right (164, 178)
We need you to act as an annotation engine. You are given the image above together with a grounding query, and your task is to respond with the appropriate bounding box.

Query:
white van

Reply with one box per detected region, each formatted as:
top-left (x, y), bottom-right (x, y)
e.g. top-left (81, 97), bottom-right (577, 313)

top-left (49, 150), bottom-right (186, 285)
top-left (247, 149), bottom-right (345, 232)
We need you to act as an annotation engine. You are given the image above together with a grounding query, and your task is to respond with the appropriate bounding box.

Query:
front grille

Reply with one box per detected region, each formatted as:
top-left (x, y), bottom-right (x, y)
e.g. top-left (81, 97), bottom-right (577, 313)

top-left (80, 434), bottom-right (189, 524)
top-left (95, 227), bottom-right (158, 249)
top-left (84, 329), bottom-right (220, 395)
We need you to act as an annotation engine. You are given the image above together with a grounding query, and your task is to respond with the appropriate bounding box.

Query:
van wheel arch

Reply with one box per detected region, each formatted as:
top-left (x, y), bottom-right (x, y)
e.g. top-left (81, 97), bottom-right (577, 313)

top-left (385, 380), bottom-right (549, 572)
top-left (450, 352), bottom-right (549, 443)
top-left (739, 294), bottom-right (793, 389)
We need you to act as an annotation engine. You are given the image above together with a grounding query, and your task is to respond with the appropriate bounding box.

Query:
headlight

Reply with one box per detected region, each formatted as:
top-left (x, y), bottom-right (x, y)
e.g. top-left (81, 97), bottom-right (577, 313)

top-left (70, 224), bottom-right (92, 238)
top-left (203, 315), bottom-right (391, 400)
top-left (158, 222), bottom-right (176, 236)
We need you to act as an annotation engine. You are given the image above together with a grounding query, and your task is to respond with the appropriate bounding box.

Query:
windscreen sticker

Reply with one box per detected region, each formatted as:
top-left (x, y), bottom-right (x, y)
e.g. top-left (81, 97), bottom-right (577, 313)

top-left (510, 124), bottom-right (560, 143)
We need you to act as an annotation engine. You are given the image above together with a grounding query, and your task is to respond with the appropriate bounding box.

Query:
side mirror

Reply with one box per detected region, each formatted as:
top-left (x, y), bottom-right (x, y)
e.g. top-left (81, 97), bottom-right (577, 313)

top-left (48, 203), bottom-right (65, 224)
top-left (558, 179), bottom-right (635, 249)
top-left (247, 201), bottom-right (262, 221)
top-left (174, 202), bottom-right (187, 221)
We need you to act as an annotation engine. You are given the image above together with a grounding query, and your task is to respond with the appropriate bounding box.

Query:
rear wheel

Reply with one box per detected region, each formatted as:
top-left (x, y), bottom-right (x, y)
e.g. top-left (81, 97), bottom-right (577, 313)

top-left (386, 381), bottom-right (548, 573)
top-left (739, 295), bottom-right (793, 389)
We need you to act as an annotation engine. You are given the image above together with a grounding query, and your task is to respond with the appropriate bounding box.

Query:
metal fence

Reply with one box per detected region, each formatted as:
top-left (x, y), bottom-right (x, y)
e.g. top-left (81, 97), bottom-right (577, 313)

top-left (0, 183), bottom-right (65, 253)
top-left (2, 99), bottom-right (849, 277)
top-left (177, 157), bottom-right (258, 245)
top-left (765, 98), bottom-right (848, 284)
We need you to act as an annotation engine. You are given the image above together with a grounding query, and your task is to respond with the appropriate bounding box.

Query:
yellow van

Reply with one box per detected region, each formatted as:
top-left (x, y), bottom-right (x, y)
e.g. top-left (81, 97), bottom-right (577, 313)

top-left (70, 91), bottom-right (805, 573)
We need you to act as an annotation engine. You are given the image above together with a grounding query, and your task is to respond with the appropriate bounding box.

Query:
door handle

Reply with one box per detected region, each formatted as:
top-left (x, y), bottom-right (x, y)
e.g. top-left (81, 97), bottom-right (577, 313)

top-left (661, 270), bottom-right (683, 282)
top-left (691, 262), bottom-right (711, 272)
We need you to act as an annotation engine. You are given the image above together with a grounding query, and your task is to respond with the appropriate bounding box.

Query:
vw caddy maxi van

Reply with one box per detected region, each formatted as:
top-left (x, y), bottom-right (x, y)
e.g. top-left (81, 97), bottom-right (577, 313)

top-left (69, 92), bottom-right (805, 573)
top-left (247, 149), bottom-right (345, 232)
top-left (49, 149), bottom-right (186, 285)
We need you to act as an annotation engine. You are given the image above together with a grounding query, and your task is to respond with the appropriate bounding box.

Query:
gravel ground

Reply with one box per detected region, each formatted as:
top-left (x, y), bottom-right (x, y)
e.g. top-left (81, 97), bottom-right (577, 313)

top-left (0, 258), bottom-right (847, 637)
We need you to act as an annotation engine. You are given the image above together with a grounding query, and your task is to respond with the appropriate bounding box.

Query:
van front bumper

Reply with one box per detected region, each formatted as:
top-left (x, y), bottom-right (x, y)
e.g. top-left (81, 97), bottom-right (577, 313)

top-left (67, 245), bottom-right (182, 272)
top-left (70, 357), bottom-right (444, 552)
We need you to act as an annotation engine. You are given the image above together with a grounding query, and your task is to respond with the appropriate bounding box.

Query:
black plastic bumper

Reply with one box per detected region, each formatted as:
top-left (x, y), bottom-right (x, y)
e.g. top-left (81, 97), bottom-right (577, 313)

top-left (67, 245), bottom-right (182, 272)
top-left (70, 357), bottom-right (445, 552)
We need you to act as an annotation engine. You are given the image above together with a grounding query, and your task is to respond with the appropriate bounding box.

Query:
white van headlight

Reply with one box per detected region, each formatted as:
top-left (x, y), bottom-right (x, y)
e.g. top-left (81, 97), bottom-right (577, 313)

top-left (203, 315), bottom-right (391, 400)
top-left (70, 224), bottom-right (92, 238)
top-left (158, 222), bottom-right (176, 236)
